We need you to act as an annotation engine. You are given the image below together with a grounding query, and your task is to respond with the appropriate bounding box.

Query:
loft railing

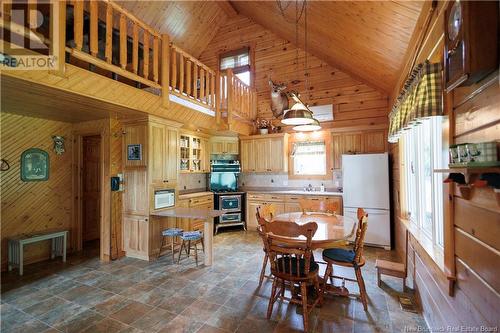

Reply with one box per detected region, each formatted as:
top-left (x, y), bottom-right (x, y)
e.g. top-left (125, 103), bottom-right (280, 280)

top-left (217, 69), bottom-right (257, 125)
top-left (1, 0), bottom-right (256, 122)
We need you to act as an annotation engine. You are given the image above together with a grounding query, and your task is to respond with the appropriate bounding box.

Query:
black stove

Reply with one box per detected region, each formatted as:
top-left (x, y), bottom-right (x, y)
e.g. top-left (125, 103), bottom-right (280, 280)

top-left (213, 191), bottom-right (246, 234)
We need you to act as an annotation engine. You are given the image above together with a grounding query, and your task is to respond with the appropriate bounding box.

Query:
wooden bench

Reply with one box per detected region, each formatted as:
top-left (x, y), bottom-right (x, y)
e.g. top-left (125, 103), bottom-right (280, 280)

top-left (375, 259), bottom-right (406, 290)
top-left (8, 230), bottom-right (68, 276)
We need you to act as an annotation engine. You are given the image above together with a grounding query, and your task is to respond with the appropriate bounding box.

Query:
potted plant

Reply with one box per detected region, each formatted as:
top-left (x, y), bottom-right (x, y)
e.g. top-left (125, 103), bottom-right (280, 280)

top-left (255, 118), bottom-right (270, 135)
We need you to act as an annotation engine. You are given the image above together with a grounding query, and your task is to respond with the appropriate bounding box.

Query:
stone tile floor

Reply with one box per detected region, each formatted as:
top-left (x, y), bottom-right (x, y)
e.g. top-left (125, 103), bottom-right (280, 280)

top-left (1, 231), bottom-right (428, 333)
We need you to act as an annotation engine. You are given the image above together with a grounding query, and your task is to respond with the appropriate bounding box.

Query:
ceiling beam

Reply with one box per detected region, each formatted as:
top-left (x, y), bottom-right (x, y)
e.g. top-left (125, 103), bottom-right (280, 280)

top-left (218, 1), bottom-right (238, 18)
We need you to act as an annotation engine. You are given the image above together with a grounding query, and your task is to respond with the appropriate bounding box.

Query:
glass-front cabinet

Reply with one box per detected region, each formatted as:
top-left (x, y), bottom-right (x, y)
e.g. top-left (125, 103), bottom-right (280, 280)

top-left (179, 133), bottom-right (210, 173)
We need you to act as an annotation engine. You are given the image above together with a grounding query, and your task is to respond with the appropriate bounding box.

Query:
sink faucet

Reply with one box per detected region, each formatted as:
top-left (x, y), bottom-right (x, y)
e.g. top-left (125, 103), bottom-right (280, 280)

top-left (307, 184), bottom-right (313, 192)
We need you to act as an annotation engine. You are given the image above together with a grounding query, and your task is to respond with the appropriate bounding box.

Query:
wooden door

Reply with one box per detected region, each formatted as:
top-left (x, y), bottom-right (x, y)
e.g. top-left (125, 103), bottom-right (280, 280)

top-left (200, 138), bottom-right (211, 173)
top-left (331, 134), bottom-right (342, 170)
top-left (254, 139), bottom-right (270, 172)
top-left (124, 124), bottom-right (147, 167)
top-left (82, 135), bottom-right (101, 242)
top-left (149, 123), bottom-right (166, 185)
top-left (165, 128), bottom-right (179, 181)
top-left (342, 133), bottom-right (363, 154)
top-left (123, 215), bottom-right (149, 259)
top-left (240, 140), bottom-right (255, 172)
top-left (225, 141), bottom-right (239, 154)
top-left (363, 130), bottom-right (387, 153)
top-left (268, 137), bottom-right (284, 172)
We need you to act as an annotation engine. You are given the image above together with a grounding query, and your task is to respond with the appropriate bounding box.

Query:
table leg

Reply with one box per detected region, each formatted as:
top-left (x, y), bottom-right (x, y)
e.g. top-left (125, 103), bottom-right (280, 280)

top-left (203, 217), bottom-right (213, 266)
top-left (8, 241), bottom-right (12, 271)
top-left (62, 233), bottom-right (67, 262)
top-left (19, 243), bottom-right (24, 276)
top-left (51, 238), bottom-right (55, 259)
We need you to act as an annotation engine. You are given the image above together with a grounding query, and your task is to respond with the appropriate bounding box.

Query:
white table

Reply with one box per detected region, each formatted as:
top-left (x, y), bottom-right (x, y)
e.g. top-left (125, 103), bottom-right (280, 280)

top-left (8, 230), bottom-right (68, 275)
top-left (151, 207), bottom-right (224, 266)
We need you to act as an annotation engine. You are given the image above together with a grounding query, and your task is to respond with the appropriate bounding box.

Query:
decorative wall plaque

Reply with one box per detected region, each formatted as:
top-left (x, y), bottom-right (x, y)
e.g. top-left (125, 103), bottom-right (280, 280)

top-left (21, 148), bottom-right (49, 181)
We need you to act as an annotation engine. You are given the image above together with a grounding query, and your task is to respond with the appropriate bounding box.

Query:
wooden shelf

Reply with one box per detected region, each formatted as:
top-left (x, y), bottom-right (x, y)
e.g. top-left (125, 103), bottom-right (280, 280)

top-left (435, 167), bottom-right (500, 202)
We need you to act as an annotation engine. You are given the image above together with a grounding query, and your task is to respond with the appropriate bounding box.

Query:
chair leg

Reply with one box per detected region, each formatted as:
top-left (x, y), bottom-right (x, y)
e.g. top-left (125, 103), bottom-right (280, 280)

top-left (267, 277), bottom-right (279, 319)
top-left (355, 267), bottom-right (368, 311)
top-left (314, 275), bottom-right (323, 307)
top-left (201, 236), bottom-right (205, 253)
top-left (171, 237), bottom-right (175, 262)
top-left (300, 281), bottom-right (309, 332)
top-left (177, 240), bottom-right (185, 264)
top-left (377, 270), bottom-right (381, 287)
top-left (194, 242), bottom-right (198, 266)
top-left (187, 240), bottom-right (191, 257)
top-left (323, 262), bottom-right (333, 290)
top-left (258, 253), bottom-right (268, 287)
top-left (280, 279), bottom-right (286, 297)
top-left (157, 236), bottom-right (164, 259)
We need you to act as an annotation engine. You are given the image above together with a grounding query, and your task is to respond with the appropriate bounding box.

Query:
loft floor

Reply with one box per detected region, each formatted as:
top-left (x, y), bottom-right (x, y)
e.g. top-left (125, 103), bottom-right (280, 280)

top-left (1, 231), bottom-right (427, 333)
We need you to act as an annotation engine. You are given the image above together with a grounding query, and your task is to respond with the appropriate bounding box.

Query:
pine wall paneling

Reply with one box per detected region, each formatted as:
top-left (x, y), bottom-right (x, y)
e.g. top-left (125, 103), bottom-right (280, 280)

top-left (0, 114), bottom-right (73, 270)
top-left (390, 0), bottom-right (500, 328)
top-left (198, 15), bottom-right (389, 129)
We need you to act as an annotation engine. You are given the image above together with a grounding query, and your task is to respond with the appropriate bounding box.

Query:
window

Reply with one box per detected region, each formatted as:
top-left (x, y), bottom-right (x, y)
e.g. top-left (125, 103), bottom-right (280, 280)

top-left (220, 47), bottom-right (251, 86)
top-left (402, 116), bottom-right (447, 248)
top-left (292, 141), bottom-right (326, 176)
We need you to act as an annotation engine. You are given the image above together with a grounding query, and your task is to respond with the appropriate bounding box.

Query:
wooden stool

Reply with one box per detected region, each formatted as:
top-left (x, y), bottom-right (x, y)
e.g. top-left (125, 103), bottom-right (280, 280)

top-left (375, 259), bottom-right (406, 290)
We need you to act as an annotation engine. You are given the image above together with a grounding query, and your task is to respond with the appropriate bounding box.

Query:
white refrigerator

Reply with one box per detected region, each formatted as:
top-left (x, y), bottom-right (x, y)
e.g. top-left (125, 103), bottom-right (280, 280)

top-left (342, 153), bottom-right (391, 249)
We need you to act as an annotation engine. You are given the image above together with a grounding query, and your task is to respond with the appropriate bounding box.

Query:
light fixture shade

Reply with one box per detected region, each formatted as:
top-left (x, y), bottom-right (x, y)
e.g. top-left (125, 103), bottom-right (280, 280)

top-left (293, 118), bottom-right (321, 131)
top-left (281, 102), bottom-right (315, 125)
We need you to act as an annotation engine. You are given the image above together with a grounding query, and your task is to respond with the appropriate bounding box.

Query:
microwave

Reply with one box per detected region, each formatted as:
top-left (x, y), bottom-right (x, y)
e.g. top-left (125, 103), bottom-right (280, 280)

top-left (154, 189), bottom-right (175, 210)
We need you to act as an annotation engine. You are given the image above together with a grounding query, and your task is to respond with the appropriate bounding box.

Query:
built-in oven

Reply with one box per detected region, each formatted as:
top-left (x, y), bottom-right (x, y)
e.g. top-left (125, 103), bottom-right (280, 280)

top-left (220, 212), bottom-right (242, 224)
top-left (154, 189), bottom-right (175, 210)
top-left (219, 195), bottom-right (241, 213)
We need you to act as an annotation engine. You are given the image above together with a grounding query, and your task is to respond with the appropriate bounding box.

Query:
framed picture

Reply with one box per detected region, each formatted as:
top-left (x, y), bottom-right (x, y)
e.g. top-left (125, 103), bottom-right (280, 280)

top-left (127, 144), bottom-right (142, 161)
top-left (21, 148), bottom-right (49, 181)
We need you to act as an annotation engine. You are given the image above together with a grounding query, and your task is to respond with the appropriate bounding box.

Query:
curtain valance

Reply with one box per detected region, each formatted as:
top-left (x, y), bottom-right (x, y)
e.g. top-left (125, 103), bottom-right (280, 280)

top-left (388, 61), bottom-right (443, 143)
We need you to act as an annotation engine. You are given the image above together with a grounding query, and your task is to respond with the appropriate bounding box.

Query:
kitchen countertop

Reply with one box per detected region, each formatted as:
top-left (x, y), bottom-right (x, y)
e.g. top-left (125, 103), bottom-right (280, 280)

top-left (178, 191), bottom-right (213, 199)
top-left (245, 189), bottom-right (343, 196)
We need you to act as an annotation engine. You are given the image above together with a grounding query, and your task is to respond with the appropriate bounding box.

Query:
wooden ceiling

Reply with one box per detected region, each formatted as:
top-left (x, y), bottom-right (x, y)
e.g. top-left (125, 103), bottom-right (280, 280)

top-left (115, 1), bottom-right (234, 58)
top-left (230, 1), bottom-right (425, 93)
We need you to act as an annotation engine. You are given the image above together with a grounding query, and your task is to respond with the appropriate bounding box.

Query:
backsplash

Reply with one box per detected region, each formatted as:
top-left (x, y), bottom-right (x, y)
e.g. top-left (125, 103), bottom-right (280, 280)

top-left (239, 172), bottom-right (343, 191)
top-left (178, 173), bottom-right (207, 191)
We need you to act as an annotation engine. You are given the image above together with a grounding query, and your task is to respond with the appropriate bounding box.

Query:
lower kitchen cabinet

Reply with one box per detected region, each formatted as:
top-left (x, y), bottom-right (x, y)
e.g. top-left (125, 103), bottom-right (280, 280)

top-left (123, 215), bottom-right (150, 260)
top-left (177, 194), bottom-right (214, 231)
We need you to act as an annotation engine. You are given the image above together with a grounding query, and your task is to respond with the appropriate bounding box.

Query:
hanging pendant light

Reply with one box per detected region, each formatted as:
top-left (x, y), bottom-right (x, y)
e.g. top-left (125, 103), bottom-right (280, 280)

top-left (282, 101), bottom-right (314, 125)
top-left (293, 117), bottom-right (321, 131)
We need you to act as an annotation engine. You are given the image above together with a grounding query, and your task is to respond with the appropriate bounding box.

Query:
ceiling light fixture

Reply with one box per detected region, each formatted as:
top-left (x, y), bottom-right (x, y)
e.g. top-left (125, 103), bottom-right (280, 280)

top-left (293, 118), bottom-right (321, 131)
top-left (282, 101), bottom-right (315, 125)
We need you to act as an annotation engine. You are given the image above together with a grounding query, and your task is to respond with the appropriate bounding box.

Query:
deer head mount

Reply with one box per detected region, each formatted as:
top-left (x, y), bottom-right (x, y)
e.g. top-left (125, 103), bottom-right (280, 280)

top-left (269, 79), bottom-right (289, 119)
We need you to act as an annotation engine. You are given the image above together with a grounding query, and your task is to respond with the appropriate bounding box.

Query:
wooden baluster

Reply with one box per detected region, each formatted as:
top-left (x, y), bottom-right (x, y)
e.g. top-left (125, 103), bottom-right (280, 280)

top-left (73, 0), bottom-right (83, 51)
top-left (186, 60), bottom-right (192, 96)
top-left (50, 0), bottom-right (66, 77)
top-left (170, 47), bottom-right (177, 89)
top-left (199, 68), bottom-right (205, 102)
top-left (105, 3), bottom-right (113, 63)
top-left (89, 0), bottom-right (98, 57)
top-left (27, 0), bottom-right (37, 30)
top-left (161, 34), bottom-right (170, 107)
top-left (210, 72), bottom-right (215, 109)
top-left (132, 23), bottom-right (138, 74)
top-left (179, 54), bottom-right (184, 94)
top-left (205, 71), bottom-right (210, 103)
top-left (193, 64), bottom-right (198, 100)
top-left (215, 71), bottom-right (221, 123)
top-left (220, 73), bottom-right (226, 109)
top-left (119, 13), bottom-right (127, 69)
top-left (227, 69), bottom-right (234, 124)
top-left (153, 36), bottom-right (159, 83)
top-left (143, 30), bottom-right (149, 79)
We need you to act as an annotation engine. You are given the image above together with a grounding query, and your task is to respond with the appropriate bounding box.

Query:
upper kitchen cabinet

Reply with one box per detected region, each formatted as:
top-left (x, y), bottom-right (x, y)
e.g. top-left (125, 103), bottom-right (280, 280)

top-left (180, 132), bottom-right (211, 173)
top-left (241, 133), bottom-right (289, 173)
top-left (342, 132), bottom-right (363, 154)
top-left (210, 137), bottom-right (239, 155)
top-left (363, 130), bottom-right (388, 153)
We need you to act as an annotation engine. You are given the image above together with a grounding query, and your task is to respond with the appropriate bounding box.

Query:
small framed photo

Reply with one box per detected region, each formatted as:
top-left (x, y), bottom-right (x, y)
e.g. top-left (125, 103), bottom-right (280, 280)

top-left (21, 148), bottom-right (49, 181)
top-left (127, 144), bottom-right (142, 161)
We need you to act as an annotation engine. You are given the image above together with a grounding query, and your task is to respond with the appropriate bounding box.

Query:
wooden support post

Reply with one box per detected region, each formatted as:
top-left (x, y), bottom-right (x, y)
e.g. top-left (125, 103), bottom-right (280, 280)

top-left (105, 3), bottom-right (113, 63)
top-left (193, 64), bottom-right (198, 100)
top-left (89, 0), bottom-right (98, 57)
top-left (119, 14), bottom-right (127, 69)
top-left (215, 71), bottom-right (221, 124)
top-left (74, 0), bottom-right (83, 51)
top-left (199, 68), bottom-right (205, 101)
top-left (161, 34), bottom-right (170, 108)
top-left (153, 36), bottom-right (159, 83)
top-left (210, 73), bottom-right (215, 109)
top-left (50, 0), bottom-right (66, 77)
top-left (170, 47), bottom-right (177, 88)
top-left (132, 23), bottom-right (139, 74)
top-left (186, 60), bottom-right (192, 96)
top-left (143, 30), bottom-right (149, 79)
top-left (179, 54), bottom-right (184, 93)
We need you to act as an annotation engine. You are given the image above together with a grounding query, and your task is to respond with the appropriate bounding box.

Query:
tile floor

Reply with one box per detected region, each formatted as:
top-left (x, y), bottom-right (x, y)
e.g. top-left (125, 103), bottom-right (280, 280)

top-left (1, 231), bottom-right (428, 333)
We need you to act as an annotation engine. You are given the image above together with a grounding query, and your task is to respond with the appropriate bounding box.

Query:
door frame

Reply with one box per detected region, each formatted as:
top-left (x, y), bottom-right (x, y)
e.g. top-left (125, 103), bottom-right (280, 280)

top-left (73, 131), bottom-right (110, 262)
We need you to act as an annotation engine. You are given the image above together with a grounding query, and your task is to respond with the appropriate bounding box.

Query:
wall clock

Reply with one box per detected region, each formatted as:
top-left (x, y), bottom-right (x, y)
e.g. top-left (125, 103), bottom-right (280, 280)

top-left (444, 0), bottom-right (498, 92)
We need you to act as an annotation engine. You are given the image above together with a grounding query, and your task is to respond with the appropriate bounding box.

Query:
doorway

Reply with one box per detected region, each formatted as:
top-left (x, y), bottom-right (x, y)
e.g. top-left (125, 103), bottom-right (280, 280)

top-left (81, 135), bottom-right (101, 257)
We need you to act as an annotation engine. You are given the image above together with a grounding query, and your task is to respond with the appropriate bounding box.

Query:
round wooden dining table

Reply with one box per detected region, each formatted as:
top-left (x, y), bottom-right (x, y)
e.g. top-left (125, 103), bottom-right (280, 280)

top-left (273, 212), bottom-right (357, 249)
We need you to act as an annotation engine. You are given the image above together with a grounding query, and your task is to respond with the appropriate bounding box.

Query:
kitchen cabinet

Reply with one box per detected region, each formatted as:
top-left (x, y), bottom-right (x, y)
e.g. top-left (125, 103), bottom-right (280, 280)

top-left (210, 137), bottom-right (239, 155)
top-left (241, 134), bottom-right (289, 173)
top-left (180, 132), bottom-right (210, 173)
top-left (122, 215), bottom-right (149, 260)
top-left (342, 133), bottom-right (363, 154)
top-left (331, 134), bottom-right (342, 171)
top-left (363, 130), bottom-right (387, 153)
top-left (149, 122), bottom-right (178, 185)
top-left (177, 194), bottom-right (214, 231)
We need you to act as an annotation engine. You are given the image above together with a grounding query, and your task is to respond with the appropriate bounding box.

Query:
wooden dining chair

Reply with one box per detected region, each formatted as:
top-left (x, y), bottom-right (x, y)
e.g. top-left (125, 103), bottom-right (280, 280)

top-left (322, 208), bottom-right (369, 310)
top-left (262, 220), bottom-right (322, 332)
top-left (299, 198), bottom-right (340, 215)
top-left (256, 203), bottom-right (276, 287)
